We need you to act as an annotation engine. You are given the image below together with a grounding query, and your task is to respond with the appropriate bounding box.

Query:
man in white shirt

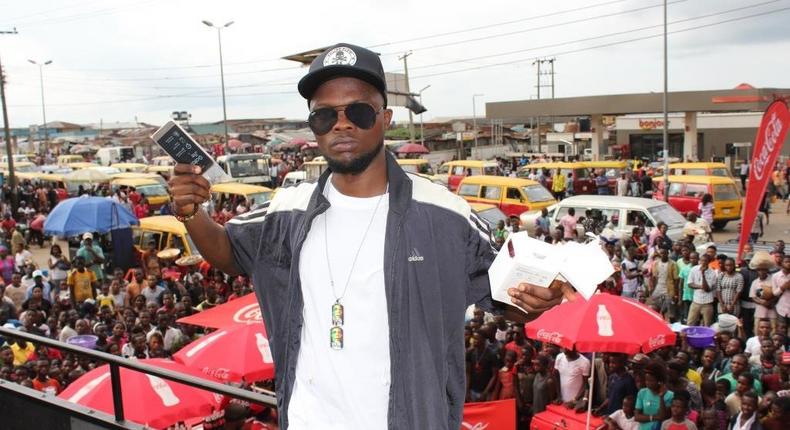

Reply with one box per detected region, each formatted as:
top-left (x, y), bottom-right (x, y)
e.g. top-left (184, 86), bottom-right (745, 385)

top-left (146, 311), bottom-right (183, 352)
top-left (687, 254), bottom-right (718, 327)
top-left (616, 173), bottom-right (629, 197)
top-left (744, 319), bottom-right (772, 359)
top-left (555, 347), bottom-right (591, 405)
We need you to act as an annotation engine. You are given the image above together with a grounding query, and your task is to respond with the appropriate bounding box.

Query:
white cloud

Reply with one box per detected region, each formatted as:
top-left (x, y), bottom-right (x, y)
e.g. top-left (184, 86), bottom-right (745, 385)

top-left (0, 0), bottom-right (788, 127)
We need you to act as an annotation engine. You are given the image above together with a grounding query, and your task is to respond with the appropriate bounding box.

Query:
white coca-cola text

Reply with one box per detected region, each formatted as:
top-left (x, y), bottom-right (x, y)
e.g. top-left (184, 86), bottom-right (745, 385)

top-left (753, 111), bottom-right (784, 181)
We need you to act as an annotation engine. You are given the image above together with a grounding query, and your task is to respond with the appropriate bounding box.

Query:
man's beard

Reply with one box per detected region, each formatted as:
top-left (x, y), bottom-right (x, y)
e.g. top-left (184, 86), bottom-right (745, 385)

top-left (324, 138), bottom-right (384, 175)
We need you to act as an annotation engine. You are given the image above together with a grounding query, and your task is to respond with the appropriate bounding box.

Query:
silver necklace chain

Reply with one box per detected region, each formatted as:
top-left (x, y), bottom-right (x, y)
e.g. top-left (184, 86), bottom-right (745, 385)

top-left (323, 182), bottom-right (386, 303)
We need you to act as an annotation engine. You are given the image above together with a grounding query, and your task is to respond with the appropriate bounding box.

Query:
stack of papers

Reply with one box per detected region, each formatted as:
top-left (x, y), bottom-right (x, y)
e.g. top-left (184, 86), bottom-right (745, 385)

top-left (488, 232), bottom-right (614, 312)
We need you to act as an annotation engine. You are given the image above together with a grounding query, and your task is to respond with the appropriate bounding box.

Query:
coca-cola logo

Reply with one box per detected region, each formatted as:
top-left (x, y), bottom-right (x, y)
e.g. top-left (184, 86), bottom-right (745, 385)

top-left (233, 304), bottom-right (262, 324)
top-left (461, 422), bottom-right (490, 430)
top-left (536, 329), bottom-right (563, 345)
top-left (202, 367), bottom-right (231, 381)
top-left (648, 334), bottom-right (666, 349)
top-left (753, 111), bottom-right (784, 181)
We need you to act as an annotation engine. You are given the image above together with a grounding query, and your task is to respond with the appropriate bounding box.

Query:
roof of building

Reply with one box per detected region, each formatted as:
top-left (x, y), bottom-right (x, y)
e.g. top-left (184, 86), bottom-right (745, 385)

top-left (486, 86), bottom-right (790, 120)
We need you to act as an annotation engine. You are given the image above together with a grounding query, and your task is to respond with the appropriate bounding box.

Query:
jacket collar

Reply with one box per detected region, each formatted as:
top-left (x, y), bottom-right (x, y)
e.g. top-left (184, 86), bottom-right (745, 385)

top-left (311, 150), bottom-right (411, 215)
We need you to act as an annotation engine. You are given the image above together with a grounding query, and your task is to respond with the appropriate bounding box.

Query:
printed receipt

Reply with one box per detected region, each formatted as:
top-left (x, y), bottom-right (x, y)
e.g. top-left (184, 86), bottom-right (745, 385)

top-left (488, 232), bottom-right (613, 312)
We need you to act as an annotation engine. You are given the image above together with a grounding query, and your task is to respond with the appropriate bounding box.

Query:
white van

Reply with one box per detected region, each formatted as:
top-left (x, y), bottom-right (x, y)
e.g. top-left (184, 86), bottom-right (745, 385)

top-left (216, 153), bottom-right (272, 186)
top-left (95, 146), bottom-right (135, 166)
top-left (282, 171), bottom-right (306, 187)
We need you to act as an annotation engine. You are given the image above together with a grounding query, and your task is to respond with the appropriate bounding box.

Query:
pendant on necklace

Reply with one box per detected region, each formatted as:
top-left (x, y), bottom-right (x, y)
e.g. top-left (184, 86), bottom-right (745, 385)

top-left (330, 326), bottom-right (344, 350)
top-left (331, 302), bottom-right (344, 326)
top-left (330, 301), bottom-right (345, 350)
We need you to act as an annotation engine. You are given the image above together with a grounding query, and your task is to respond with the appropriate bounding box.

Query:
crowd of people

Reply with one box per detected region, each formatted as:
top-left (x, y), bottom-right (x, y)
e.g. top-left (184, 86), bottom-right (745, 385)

top-left (0, 192), bottom-right (277, 428)
top-left (0, 150), bottom-right (789, 429)
top-left (469, 217), bottom-right (790, 429)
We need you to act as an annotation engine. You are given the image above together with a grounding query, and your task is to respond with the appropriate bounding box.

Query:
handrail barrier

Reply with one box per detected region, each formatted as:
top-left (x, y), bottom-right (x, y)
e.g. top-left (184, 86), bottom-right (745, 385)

top-left (0, 326), bottom-right (277, 427)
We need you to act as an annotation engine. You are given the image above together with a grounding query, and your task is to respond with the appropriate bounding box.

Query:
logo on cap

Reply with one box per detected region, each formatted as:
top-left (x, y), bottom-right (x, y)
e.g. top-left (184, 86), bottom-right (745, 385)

top-left (323, 47), bottom-right (357, 67)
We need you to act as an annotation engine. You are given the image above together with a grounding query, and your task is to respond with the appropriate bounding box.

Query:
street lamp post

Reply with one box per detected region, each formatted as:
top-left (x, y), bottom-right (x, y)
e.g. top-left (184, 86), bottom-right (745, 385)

top-left (472, 93), bottom-right (484, 149)
top-left (417, 85), bottom-right (431, 146)
top-left (202, 20), bottom-right (234, 146)
top-left (28, 59), bottom-right (52, 151)
top-left (661, 0), bottom-right (670, 201)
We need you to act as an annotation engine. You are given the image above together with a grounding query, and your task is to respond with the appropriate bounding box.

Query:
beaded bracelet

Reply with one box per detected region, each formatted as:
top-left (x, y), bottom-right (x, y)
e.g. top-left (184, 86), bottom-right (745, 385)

top-left (173, 204), bottom-right (199, 223)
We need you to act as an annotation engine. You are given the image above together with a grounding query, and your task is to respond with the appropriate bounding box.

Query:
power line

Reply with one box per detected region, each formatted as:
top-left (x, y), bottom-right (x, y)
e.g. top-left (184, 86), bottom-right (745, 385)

top-left (0, 0), bottom-right (107, 26)
top-left (367, 0), bottom-right (635, 49)
top-left (380, 0), bottom-right (691, 56)
top-left (409, 5), bottom-right (790, 80)
top-left (20, 0), bottom-right (636, 74)
top-left (406, 0), bottom-right (782, 72)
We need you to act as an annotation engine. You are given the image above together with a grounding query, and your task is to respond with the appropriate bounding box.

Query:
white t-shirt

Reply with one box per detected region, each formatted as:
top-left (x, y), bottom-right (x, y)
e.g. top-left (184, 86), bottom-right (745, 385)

top-left (609, 410), bottom-right (639, 430)
top-left (745, 336), bottom-right (763, 358)
top-left (289, 179), bottom-right (391, 430)
top-left (555, 352), bottom-right (591, 402)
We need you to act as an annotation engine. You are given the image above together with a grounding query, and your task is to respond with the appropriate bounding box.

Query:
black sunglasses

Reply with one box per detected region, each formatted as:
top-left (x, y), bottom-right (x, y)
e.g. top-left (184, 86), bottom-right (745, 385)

top-left (308, 102), bottom-right (383, 136)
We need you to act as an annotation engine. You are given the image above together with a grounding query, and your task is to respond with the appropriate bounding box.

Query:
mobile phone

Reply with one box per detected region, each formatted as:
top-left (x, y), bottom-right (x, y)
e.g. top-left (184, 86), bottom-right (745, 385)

top-left (150, 121), bottom-right (231, 184)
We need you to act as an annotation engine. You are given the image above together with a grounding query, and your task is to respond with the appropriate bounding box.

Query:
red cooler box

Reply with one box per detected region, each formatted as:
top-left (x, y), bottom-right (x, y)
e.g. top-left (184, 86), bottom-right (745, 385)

top-left (531, 405), bottom-right (605, 430)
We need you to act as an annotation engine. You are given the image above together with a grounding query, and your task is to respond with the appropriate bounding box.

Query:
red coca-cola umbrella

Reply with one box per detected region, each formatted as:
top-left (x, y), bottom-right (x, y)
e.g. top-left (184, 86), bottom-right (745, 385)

top-left (525, 293), bottom-right (675, 354)
top-left (173, 323), bottom-right (275, 383)
top-left (176, 293), bottom-right (260, 329)
top-left (525, 293), bottom-right (676, 430)
top-left (59, 359), bottom-right (225, 429)
top-left (396, 143), bottom-right (430, 154)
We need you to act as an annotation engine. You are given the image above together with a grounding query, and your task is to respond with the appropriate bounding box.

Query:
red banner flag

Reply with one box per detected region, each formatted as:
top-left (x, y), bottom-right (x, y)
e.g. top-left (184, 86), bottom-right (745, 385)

top-left (738, 99), bottom-right (790, 261)
top-left (461, 399), bottom-right (516, 430)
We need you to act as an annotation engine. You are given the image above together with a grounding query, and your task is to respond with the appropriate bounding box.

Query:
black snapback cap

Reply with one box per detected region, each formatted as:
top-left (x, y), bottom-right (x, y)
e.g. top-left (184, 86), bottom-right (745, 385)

top-left (297, 43), bottom-right (387, 106)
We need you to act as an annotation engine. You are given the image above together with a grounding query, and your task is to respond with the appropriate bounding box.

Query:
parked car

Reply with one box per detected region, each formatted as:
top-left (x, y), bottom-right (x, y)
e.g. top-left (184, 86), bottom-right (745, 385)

top-left (469, 202), bottom-right (507, 237)
top-left (668, 162), bottom-right (732, 178)
top-left (652, 175), bottom-right (742, 230)
top-left (457, 175), bottom-right (556, 220)
top-left (436, 160), bottom-right (501, 191)
top-left (519, 195), bottom-right (687, 241)
top-left (517, 162), bottom-right (594, 195)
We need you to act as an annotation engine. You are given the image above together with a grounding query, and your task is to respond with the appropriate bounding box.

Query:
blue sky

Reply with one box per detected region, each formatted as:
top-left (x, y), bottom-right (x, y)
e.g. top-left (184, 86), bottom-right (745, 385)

top-left (1, 0), bottom-right (789, 127)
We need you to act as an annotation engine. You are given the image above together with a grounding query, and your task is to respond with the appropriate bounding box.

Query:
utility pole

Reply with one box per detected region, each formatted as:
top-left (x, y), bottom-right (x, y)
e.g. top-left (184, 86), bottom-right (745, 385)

top-left (472, 93), bottom-right (483, 149)
top-left (417, 85), bottom-right (431, 146)
top-left (662, 0), bottom-right (669, 201)
top-left (202, 20), bottom-right (234, 146)
top-left (533, 58), bottom-right (557, 154)
top-left (1, 27), bottom-right (18, 196)
top-left (399, 51), bottom-right (416, 144)
top-left (28, 59), bottom-right (52, 152)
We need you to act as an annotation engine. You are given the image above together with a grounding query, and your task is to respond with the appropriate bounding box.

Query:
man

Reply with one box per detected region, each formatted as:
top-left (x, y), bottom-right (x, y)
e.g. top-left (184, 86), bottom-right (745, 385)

top-left (595, 354), bottom-right (637, 416)
top-left (772, 254), bottom-right (790, 337)
top-left (66, 256), bottom-right (97, 306)
top-left (617, 172), bottom-right (629, 197)
top-left (687, 254), bottom-right (718, 327)
top-left (554, 347), bottom-right (590, 407)
top-left (4, 273), bottom-right (26, 311)
top-left (739, 161), bottom-right (749, 191)
top-left (649, 247), bottom-right (680, 322)
top-left (121, 332), bottom-right (149, 360)
top-left (140, 274), bottom-right (165, 305)
top-left (32, 359), bottom-right (61, 395)
top-left (745, 319), bottom-right (773, 359)
top-left (595, 172), bottom-right (610, 195)
top-left (551, 168), bottom-right (565, 200)
top-left (58, 310), bottom-right (79, 343)
top-left (146, 311), bottom-right (183, 353)
top-left (717, 354), bottom-right (762, 396)
top-left (76, 232), bottom-right (105, 282)
top-left (125, 268), bottom-right (145, 305)
top-left (559, 207), bottom-right (577, 241)
top-left (677, 248), bottom-right (695, 323)
top-left (465, 331), bottom-right (499, 402)
top-left (25, 270), bottom-right (52, 303)
top-left (621, 247), bottom-right (641, 299)
top-left (167, 43), bottom-right (567, 429)
top-left (535, 208), bottom-right (551, 235)
top-left (724, 373), bottom-right (757, 418)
